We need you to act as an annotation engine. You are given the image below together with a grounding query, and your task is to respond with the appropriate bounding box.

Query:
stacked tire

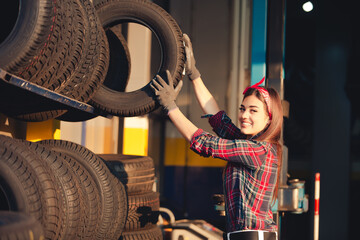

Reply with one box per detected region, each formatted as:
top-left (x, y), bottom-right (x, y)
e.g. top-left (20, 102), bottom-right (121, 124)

top-left (0, 0), bottom-right (109, 121)
top-left (0, 0), bottom-right (185, 121)
top-left (100, 154), bottom-right (163, 240)
top-left (0, 211), bottom-right (45, 240)
top-left (0, 135), bottom-right (127, 240)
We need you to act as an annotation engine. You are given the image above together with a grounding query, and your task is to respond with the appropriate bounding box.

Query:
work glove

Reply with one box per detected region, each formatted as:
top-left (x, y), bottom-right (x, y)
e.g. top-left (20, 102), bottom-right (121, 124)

top-left (183, 33), bottom-right (201, 81)
top-left (151, 70), bottom-right (183, 112)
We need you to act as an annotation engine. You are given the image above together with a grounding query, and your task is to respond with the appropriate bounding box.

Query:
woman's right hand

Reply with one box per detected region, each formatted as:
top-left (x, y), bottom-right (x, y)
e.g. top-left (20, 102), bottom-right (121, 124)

top-left (150, 70), bottom-right (183, 113)
top-left (183, 33), bottom-right (201, 81)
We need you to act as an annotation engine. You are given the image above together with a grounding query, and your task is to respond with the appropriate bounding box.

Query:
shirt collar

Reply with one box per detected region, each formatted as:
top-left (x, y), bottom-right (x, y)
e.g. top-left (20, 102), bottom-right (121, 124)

top-left (249, 128), bottom-right (266, 140)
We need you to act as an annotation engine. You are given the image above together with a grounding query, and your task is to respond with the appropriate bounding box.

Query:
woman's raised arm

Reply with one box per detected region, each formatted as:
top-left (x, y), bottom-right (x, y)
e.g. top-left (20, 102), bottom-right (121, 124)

top-left (183, 34), bottom-right (220, 115)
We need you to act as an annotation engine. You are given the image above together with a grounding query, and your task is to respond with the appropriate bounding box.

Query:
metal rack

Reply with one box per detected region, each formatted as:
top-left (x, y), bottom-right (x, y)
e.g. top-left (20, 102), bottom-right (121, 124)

top-left (0, 68), bottom-right (110, 120)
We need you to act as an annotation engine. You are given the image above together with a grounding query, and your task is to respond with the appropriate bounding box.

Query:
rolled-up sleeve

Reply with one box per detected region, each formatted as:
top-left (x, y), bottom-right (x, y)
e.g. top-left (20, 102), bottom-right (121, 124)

top-left (206, 111), bottom-right (244, 140)
top-left (190, 130), bottom-right (269, 169)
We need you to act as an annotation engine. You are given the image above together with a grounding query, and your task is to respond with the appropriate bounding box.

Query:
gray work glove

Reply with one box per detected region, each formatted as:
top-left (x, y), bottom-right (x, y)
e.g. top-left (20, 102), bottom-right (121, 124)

top-left (151, 70), bottom-right (183, 112)
top-left (183, 33), bottom-right (201, 81)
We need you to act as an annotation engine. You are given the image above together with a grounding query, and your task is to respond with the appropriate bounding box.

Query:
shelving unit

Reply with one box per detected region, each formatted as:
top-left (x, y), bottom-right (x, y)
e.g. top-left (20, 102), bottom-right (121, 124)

top-left (0, 68), bottom-right (110, 120)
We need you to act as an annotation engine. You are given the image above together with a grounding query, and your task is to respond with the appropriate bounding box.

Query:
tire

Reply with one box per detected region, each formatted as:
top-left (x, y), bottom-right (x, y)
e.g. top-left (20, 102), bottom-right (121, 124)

top-left (56, 0), bottom-right (109, 103)
top-left (0, 0), bottom-right (64, 121)
top-left (0, 211), bottom-right (45, 240)
top-left (0, 135), bottom-right (62, 240)
top-left (125, 192), bottom-right (160, 231)
top-left (100, 154), bottom-right (155, 194)
top-left (55, 27), bottom-right (124, 122)
top-left (20, 140), bottom-right (83, 240)
top-left (102, 25), bottom-right (131, 93)
top-left (38, 139), bottom-right (127, 240)
top-left (0, 0), bottom-right (109, 122)
top-left (12, 0), bottom-right (110, 122)
top-left (24, 0), bottom-right (83, 91)
top-left (23, 140), bottom-right (99, 240)
top-left (120, 225), bottom-right (163, 240)
top-left (15, 0), bottom-right (94, 121)
top-left (90, 0), bottom-right (185, 117)
top-left (0, 0), bottom-right (56, 72)
top-left (58, 153), bottom-right (100, 239)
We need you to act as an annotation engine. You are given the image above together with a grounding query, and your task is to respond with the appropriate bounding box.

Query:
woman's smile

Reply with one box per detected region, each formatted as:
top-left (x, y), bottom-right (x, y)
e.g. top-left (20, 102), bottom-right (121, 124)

top-left (240, 121), bottom-right (252, 128)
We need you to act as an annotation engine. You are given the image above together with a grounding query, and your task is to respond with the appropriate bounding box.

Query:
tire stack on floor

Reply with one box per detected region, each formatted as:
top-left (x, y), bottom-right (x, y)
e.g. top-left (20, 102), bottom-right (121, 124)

top-left (100, 154), bottom-right (163, 240)
top-left (0, 135), bottom-right (127, 240)
top-left (0, 211), bottom-right (45, 240)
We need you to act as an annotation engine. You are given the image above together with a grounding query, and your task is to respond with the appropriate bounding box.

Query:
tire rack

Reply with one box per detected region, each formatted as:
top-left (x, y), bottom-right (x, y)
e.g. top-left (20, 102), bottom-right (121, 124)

top-left (0, 67), bottom-right (165, 239)
top-left (0, 68), bottom-right (111, 120)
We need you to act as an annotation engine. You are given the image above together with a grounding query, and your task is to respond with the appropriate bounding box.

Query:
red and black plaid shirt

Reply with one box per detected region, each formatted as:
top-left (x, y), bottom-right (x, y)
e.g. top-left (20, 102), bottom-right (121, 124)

top-left (190, 111), bottom-right (278, 232)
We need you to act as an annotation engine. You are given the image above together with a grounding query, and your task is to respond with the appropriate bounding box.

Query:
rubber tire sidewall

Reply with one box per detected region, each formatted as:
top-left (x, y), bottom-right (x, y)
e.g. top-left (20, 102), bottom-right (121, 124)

top-left (38, 139), bottom-right (128, 240)
top-left (91, 0), bottom-right (185, 117)
top-left (0, 0), bottom-right (53, 70)
top-left (0, 211), bottom-right (45, 240)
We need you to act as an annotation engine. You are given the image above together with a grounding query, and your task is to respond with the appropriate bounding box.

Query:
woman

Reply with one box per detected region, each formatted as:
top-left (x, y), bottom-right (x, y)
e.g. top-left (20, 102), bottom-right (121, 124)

top-left (151, 34), bottom-right (283, 240)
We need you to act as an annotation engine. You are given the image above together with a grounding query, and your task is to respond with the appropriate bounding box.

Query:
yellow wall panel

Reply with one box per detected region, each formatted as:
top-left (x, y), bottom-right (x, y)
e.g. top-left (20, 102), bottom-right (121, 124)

top-left (123, 128), bottom-right (148, 156)
top-left (165, 137), bottom-right (226, 167)
top-left (187, 149), bottom-right (226, 167)
top-left (164, 138), bottom-right (187, 166)
top-left (26, 120), bottom-right (60, 142)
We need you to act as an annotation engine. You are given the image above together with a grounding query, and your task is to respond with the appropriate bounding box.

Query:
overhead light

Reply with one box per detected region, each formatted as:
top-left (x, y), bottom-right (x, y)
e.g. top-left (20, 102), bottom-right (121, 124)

top-left (302, 1), bottom-right (313, 12)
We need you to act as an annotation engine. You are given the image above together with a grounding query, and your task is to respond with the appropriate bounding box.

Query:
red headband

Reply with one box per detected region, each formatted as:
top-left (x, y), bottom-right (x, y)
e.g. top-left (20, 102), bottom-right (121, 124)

top-left (243, 77), bottom-right (272, 119)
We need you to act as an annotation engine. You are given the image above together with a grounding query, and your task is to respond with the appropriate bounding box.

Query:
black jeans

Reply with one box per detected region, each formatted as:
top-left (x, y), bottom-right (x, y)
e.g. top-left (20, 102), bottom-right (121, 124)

top-left (225, 230), bottom-right (277, 240)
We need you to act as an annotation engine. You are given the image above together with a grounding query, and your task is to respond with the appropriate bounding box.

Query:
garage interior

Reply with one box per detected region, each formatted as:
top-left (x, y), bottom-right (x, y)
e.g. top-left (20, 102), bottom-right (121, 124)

top-left (1, 0), bottom-right (359, 239)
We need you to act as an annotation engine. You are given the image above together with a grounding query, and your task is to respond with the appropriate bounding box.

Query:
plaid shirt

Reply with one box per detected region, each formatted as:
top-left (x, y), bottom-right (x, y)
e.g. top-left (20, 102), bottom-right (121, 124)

top-left (190, 111), bottom-right (278, 232)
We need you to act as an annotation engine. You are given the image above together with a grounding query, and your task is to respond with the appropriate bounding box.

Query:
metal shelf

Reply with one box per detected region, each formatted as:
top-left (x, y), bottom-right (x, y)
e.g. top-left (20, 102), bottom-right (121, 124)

top-left (0, 68), bottom-right (110, 120)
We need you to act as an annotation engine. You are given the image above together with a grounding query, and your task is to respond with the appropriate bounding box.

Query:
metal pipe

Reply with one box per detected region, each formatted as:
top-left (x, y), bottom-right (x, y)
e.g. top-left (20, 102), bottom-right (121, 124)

top-left (314, 173), bottom-right (320, 240)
